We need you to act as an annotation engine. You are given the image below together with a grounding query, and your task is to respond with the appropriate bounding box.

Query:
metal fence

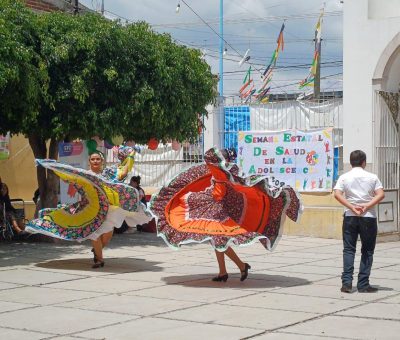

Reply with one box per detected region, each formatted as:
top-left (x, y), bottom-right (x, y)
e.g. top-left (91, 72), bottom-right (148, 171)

top-left (373, 91), bottom-right (399, 190)
top-left (106, 138), bottom-right (204, 188)
top-left (109, 98), bottom-right (343, 188)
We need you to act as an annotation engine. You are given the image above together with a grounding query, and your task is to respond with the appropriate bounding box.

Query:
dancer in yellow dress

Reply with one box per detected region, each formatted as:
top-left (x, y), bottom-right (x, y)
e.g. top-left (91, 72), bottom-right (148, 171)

top-left (26, 146), bottom-right (151, 268)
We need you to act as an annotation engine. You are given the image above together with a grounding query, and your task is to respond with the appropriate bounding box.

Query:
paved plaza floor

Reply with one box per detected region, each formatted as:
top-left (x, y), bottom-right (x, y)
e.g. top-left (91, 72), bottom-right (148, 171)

top-left (0, 231), bottom-right (399, 339)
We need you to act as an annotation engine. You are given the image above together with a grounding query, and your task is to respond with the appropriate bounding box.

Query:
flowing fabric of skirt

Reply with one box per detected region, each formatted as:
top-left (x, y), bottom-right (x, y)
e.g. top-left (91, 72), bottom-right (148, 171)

top-left (26, 160), bottom-right (152, 242)
top-left (150, 147), bottom-right (302, 252)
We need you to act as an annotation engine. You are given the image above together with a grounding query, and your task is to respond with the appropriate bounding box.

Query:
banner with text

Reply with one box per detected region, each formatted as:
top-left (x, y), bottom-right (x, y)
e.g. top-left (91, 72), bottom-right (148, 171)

top-left (0, 133), bottom-right (10, 160)
top-left (237, 128), bottom-right (334, 192)
top-left (59, 142), bottom-right (88, 204)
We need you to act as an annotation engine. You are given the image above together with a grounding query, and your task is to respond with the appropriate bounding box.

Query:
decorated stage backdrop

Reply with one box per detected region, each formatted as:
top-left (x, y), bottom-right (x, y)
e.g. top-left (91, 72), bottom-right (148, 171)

top-left (237, 128), bottom-right (334, 192)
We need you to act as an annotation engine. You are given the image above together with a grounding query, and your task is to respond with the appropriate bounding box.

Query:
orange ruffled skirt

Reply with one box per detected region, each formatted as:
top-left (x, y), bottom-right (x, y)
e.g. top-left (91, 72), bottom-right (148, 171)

top-left (150, 148), bottom-right (301, 251)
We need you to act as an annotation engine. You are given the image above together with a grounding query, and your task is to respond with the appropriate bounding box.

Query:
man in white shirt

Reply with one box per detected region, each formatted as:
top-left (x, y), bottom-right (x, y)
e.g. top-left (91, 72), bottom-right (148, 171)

top-left (334, 150), bottom-right (384, 293)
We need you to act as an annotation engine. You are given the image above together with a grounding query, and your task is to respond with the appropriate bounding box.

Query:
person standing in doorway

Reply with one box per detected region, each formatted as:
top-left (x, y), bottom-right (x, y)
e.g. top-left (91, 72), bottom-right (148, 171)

top-left (334, 150), bottom-right (385, 293)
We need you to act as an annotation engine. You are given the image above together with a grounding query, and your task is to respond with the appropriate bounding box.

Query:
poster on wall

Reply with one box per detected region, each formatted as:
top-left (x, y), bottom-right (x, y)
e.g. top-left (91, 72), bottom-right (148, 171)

top-left (237, 128), bottom-right (334, 192)
top-left (58, 141), bottom-right (88, 204)
top-left (0, 133), bottom-right (10, 160)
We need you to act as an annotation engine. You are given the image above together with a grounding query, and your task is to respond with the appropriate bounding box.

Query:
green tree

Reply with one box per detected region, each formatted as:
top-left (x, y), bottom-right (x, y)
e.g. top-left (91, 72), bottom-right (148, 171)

top-left (0, 0), bottom-right (217, 208)
top-left (0, 0), bottom-right (42, 135)
top-left (116, 23), bottom-right (217, 142)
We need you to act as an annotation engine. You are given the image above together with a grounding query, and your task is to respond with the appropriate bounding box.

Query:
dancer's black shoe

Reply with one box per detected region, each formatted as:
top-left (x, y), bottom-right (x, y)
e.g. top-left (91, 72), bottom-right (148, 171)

top-left (212, 274), bottom-right (228, 282)
top-left (240, 263), bottom-right (251, 282)
top-left (92, 260), bottom-right (105, 269)
top-left (91, 248), bottom-right (97, 263)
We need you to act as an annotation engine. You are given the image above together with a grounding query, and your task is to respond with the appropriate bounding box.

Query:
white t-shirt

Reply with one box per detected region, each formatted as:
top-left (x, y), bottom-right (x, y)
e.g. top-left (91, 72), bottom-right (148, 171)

top-left (334, 167), bottom-right (383, 218)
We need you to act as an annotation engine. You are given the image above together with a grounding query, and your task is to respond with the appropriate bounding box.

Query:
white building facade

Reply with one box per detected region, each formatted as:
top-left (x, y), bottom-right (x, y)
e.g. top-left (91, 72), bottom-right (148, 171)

top-left (344, 0), bottom-right (400, 234)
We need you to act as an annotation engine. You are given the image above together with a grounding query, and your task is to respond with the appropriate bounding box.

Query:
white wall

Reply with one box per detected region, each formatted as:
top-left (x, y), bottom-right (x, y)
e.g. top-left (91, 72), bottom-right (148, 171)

top-left (343, 0), bottom-right (400, 165)
top-left (386, 50), bottom-right (400, 91)
top-left (368, 0), bottom-right (400, 19)
top-left (203, 104), bottom-right (221, 151)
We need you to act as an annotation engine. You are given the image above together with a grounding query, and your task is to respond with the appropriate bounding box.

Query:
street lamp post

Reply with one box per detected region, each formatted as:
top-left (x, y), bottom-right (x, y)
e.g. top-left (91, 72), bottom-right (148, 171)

top-left (219, 0), bottom-right (223, 98)
top-left (219, 0), bottom-right (224, 148)
top-left (176, 0), bottom-right (225, 148)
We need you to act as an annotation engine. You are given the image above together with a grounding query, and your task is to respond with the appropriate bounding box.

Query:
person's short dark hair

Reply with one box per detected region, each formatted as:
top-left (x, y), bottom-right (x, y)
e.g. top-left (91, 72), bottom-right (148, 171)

top-left (130, 176), bottom-right (141, 185)
top-left (350, 150), bottom-right (366, 167)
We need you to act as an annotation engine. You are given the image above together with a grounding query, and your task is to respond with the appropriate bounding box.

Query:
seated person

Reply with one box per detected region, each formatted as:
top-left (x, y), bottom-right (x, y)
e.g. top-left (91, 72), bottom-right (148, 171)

top-left (129, 176), bottom-right (147, 206)
top-left (129, 176), bottom-right (156, 233)
top-left (33, 188), bottom-right (40, 218)
top-left (115, 175), bottom-right (148, 234)
top-left (0, 177), bottom-right (27, 237)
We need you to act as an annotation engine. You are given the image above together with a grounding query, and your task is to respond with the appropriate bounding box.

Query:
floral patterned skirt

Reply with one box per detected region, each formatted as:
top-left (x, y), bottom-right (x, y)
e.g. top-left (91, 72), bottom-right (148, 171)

top-left (26, 159), bottom-right (152, 242)
top-left (150, 161), bottom-right (301, 252)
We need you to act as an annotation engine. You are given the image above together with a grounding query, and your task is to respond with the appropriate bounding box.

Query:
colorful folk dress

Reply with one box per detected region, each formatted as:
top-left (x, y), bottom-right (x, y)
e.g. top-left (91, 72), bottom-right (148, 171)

top-left (102, 145), bottom-right (139, 182)
top-left (150, 147), bottom-right (301, 251)
top-left (26, 159), bottom-right (151, 241)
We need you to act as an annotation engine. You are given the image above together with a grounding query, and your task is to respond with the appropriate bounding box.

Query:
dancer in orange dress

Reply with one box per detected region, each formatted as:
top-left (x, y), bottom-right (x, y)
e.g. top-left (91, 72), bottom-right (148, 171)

top-left (150, 147), bottom-right (301, 282)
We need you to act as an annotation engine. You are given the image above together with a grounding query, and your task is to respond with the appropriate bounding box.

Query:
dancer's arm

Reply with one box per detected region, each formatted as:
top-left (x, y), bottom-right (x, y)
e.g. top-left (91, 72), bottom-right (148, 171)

top-left (116, 151), bottom-right (136, 181)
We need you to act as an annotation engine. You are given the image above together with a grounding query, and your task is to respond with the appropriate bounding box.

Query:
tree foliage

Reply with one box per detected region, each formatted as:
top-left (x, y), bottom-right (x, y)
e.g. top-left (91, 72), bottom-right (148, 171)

top-left (0, 0), bottom-right (42, 133)
top-left (0, 0), bottom-right (217, 207)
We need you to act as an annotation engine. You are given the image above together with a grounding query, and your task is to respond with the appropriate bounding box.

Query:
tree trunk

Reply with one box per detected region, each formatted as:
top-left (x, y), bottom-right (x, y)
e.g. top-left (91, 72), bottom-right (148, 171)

top-left (28, 134), bottom-right (60, 210)
top-left (46, 137), bottom-right (60, 207)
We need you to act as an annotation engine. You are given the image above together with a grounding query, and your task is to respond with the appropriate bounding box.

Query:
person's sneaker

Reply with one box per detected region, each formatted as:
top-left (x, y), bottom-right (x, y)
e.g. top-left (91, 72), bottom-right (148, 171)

top-left (340, 284), bottom-right (352, 293)
top-left (358, 286), bottom-right (378, 293)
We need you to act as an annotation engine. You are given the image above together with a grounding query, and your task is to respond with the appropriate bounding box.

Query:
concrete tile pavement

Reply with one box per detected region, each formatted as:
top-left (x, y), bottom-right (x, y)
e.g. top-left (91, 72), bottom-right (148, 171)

top-left (281, 315), bottom-right (400, 339)
top-left (0, 232), bottom-right (398, 339)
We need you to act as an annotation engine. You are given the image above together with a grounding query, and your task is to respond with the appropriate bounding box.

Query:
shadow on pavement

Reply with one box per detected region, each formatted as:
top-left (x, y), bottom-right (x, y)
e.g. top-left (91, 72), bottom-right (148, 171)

top-left (374, 285), bottom-right (394, 291)
top-left (0, 242), bottom-right (87, 268)
top-left (107, 233), bottom-right (165, 249)
top-left (35, 257), bottom-right (163, 273)
top-left (163, 273), bottom-right (311, 289)
top-left (0, 232), bottom-right (165, 268)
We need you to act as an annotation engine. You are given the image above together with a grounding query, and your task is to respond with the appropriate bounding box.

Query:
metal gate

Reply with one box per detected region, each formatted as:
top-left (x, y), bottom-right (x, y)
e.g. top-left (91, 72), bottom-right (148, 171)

top-left (373, 91), bottom-right (399, 189)
top-left (373, 90), bottom-right (399, 233)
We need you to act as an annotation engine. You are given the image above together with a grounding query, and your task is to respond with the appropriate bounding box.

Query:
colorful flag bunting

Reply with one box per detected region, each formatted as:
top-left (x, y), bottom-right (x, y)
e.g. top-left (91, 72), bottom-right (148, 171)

top-left (257, 22), bottom-right (285, 102)
top-left (237, 22), bottom-right (285, 103)
top-left (239, 79), bottom-right (253, 94)
top-left (242, 66), bottom-right (251, 84)
top-left (276, 23), bottom-right (285, 51)
top-left (241, 84), bottom-right (255, 99)
top-left (263, 64), bottom-right (271, 77)
top-left (238, 49), bottom-right (251, 67)
top-left (299, 9), bottom-right (324, 89)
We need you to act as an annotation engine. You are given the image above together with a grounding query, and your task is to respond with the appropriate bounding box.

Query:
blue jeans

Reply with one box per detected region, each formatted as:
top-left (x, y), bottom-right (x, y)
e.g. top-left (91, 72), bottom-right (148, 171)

top-left (342, 216), bottom-right (377, 289)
